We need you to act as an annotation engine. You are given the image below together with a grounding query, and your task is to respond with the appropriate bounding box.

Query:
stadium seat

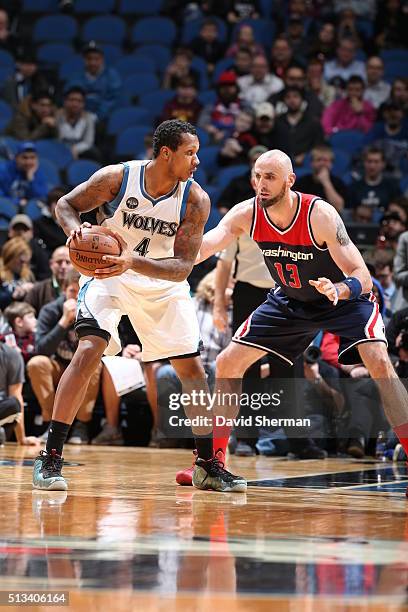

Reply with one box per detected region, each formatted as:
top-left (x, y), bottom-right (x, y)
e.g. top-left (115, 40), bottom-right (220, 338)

top-left (33, 15), bottom-right (78, 43)
top-left (0, 100), bottom-right (12, 132)
top-left (35, 140), bottom-right (73, 169)
top-left (332, 149), bottom-right (351, 177)
top-left (82, 16), bottom-right (126, 45)
top-left (381, 49), bottom-right (408, 63)
top-left (383, 60), bottom-right (407, 82)
top-left (329, 130), bottom-right (367, 155)
top-left (190, 56), bottom-right (209, 91)
top-left (259, 0), bottom-right (274, 18)
top-left (132, 18), bottom-right (177, 46)
top-left (134, 46), bottom-right (171, 72)
top-left (123, 73), bottom-right (160, 103)
top-left (0, 49), bottom-right (15, 72)
top-left (67, 159), bottom-right (101, 184)
top-left (401, 175), bottom-right (408, 194)
top-left (204, 204), bottom-right (222, 231)
top-left (59, 55), bottom-right (84, 81)
top-left (0, 196), bottom-right (17, 224)
top-left (39, 158), bottom-right (60, 188)
top-left (213, 57), bottom-right (234, 83)
top-left (115, 56), bottom-right (156, 78)
top-left (198, 146), bottom-right (220, 177)
top-left (0, 67), bottom-right (12, 86)
top-left (139, 90), bottom-right (175, 118)
top-left (23, 0), bottom-right (58, 11)
top-left (216, 165), bottom-right (248, 190)
top-left (356, 18), bottom-right (374, 40)
top-left (205, 186), bottom-right (221, 207)
top-left (37, 43), bottom-right (75, 67)
top-left (115, 126), bottom-right (151, 157)
top-left (25, 199), bottom-right (43, 221)
top-left (195, 127), bottom-right (210, 147)
top-left (75, 0), bottom-right (115, 13)
top-left (100, 44), bottom-right (123, 64)
top-left (107, 107), bottom-right (151, 135)
top-left (193, 166), bottom-right (206, 185)
top-left (198, 90), bottom-right (217, 106)
top-left (181, 17), bottom-right (228, 44)
top-left (0, 137), bottom-right (19, 156)
top-left (119, 0), bottom-right (164, 14)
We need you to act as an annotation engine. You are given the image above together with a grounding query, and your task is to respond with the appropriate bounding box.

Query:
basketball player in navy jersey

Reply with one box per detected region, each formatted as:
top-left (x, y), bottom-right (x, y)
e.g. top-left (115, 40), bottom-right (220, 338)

top-left (32, 120), bottom-right (246, 493)
top-left (190, 149), bottom-right (408, 495)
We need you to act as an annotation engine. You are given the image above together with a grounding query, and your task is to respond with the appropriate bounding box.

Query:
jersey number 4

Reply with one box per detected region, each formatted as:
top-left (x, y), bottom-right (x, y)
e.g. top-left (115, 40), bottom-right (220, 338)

top-left (133, 238), bottom-right (150, 257)
top-left (274, 262), bottom-right (301, 288)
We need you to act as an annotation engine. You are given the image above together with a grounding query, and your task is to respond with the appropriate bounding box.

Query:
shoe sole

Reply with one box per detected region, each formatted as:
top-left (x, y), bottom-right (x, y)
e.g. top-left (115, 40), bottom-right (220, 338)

top-left (33, 480), bottom-right (68, 491)
top-left (0, 412), bottom-right (21, 427)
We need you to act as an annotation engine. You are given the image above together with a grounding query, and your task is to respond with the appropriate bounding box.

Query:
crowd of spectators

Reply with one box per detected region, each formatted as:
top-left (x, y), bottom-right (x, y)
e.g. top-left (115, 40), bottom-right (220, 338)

top-left (0, 0), bottom-right (407, 460)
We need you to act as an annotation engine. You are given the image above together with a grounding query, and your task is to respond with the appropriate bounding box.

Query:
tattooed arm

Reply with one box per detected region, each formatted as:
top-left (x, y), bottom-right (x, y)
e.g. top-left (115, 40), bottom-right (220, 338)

top-left (95, 182), bottom-right (210, 282)
top-left (56, 165), bottom-right (124, 237)
top-left (309, 200), bottom-right (372, 301)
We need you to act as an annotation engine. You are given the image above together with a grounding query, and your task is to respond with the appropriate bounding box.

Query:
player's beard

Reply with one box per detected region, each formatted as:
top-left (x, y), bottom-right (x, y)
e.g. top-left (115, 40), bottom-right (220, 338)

top-left (258, 181), bottom-right (287, 209)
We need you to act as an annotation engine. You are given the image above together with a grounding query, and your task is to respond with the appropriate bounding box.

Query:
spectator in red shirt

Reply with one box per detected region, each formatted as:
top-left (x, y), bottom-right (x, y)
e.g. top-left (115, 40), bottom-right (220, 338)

top-left (3, 301), bottom-right (37, 364)
top-left (160, 77), bottom-right (203, 125)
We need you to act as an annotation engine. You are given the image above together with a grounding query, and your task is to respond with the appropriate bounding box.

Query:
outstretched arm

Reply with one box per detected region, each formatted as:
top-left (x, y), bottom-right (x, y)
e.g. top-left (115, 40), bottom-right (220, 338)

top-left (95, 183), bottom-right (211, 282)
top-left (196, 200), bottom-right (253, 263)
top-left (309, 201), bottom-right (372, 303)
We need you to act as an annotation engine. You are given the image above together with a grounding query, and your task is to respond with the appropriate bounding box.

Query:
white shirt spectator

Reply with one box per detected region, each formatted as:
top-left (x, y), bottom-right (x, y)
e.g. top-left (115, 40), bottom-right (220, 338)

top-left (56, 109), bottom-right (97, 157)
top-left (238, 55), bottom-right (283, 107)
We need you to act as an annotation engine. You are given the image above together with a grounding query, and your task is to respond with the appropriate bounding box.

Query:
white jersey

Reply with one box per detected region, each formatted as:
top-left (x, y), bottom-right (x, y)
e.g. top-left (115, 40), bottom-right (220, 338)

top-left (94, 159), bottom-right (193, 291)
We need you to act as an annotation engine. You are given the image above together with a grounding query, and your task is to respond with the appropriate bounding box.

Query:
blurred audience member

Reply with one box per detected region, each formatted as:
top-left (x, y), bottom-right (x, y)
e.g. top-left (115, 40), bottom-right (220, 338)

top-left (322, 76), bottom-right (376, 135)
top-left (231, 47), bottom-right (253, 78)
top-left (227, 23), bottom-right (264, 58)
top-left (3, 301), bottom-right (37, 363)
top-left (198, 71), bottom-right (244, 143)
top-left (374, 0), bottom-right (408, 50)
top-left (323, 39), bottom-right (366, 83)
top-left (26, 245), bottom-right (71, 315)
top-left (393, 228), bottom-right (408, 310)
top-left (307, 21), bottom-right (336, 61)
top-left (0, 8), bottom-right (18, 55)
top-left (295, 145), bottom-right (348, 213)
top-left (1, 47), bottom-right (51, 110)
top-left (306, 58), bottom-right (336, 108)
top-left (238, 54), bottom-right (283, 106)
top-left (251, 102), bottom-right (276, 148)
top-left (162, 47), bottom-right (199, 90)
top-left (274, 87), bottom-right (324, 166)
top-left (32, 187), bottom-right (68, 254)
top-left (69, 42), bottom-right (122, 121)
top-left (0, 237), bottom-right (34, 310)
top-left (374, 253), bottom-right (398, 323)
top-left (0, 142), bottom-right (47, 207)
top-left (269, 64), bottom-right (323, 118)
top-left (57, 86), bottom-right (100, 161)
top-left (369, 101), bottom-right (408, 178)
top-left (6, 91), bottom-right (57, 141)
top-left (8, 214), bottom-right (49, 281)
top-left (218, 109), bottom-right (256, 166)
top-left (160, 77), bottom-right (203, 125)
top-left (364, 56), bottom-right (391, 109)
top-left (286, 14), bottom-right (309, 58)
top-left (377, 211), bottom-right (406, 252)
top-left (270, 36), bottom-right (294, 79)
top-left (191, 19), bottom-right (226, 73)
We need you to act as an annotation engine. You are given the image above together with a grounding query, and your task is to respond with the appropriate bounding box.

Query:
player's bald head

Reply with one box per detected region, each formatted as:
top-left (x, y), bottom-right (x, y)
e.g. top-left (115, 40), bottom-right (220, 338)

top-left (255, 149), bottom-right (293, 179)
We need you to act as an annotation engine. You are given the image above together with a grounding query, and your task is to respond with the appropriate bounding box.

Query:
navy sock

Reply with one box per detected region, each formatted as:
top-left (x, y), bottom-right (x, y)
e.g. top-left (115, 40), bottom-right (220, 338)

top-left (46, 420), bottom-right (71, 456)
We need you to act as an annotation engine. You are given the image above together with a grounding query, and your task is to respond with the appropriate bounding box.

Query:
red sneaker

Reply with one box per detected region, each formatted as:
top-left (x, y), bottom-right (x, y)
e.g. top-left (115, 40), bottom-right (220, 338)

top-left (176, 449), bottom-right (227, 486)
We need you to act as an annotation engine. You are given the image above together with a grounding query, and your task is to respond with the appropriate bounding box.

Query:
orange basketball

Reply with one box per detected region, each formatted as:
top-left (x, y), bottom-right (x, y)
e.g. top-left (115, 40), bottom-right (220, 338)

top-left (69, 226), bottom-right (122, 276)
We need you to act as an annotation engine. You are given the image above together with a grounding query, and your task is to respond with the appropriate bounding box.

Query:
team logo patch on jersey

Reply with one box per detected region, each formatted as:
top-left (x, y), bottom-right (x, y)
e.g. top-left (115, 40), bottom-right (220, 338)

top-left (126, 197), bottom-right (139, 209)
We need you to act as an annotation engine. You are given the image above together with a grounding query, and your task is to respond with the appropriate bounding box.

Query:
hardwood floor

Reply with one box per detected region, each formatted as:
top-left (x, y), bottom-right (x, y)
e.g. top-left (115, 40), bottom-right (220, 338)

top-left (0, 445), bottom-right (407, 611)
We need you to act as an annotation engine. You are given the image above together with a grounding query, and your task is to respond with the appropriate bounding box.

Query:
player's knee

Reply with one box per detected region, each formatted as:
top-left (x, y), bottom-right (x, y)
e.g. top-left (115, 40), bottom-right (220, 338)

top-left (73, 338), bottom-right (105, 374)
top-left (216, 349), bottom-right (245, 377)
top-left (366, 352), bottom-right (393, 378)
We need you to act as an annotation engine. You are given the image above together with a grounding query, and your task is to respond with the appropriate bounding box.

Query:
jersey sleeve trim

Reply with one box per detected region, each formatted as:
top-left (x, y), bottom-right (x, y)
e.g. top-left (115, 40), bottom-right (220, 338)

top-left (102, 162), bottom-right (130, 218)
top-left (307, 197), bottom-right (328, 251)
top-left (180, 179), bottom-right (193, 223)
top-left (250, 197), bottom-right (257, 239)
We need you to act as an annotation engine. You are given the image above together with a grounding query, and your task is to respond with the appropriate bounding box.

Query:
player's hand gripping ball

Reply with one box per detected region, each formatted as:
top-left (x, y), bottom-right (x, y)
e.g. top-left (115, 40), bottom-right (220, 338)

top-left (68, 224), bottom-right (124, 276)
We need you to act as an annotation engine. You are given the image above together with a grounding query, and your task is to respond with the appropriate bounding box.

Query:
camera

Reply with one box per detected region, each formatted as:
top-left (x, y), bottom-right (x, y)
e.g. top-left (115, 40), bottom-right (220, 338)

top-left (304, 346), bottom-right (321, 364)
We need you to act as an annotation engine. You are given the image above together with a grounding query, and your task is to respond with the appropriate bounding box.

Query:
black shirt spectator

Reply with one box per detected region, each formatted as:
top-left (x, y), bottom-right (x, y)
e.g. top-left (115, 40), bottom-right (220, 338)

top-left (349, 146), bottom-right (401, 212)
top-left (191, 19), bottom-right (226, 71)
top-left (33, 187), bottom-right (68, 255)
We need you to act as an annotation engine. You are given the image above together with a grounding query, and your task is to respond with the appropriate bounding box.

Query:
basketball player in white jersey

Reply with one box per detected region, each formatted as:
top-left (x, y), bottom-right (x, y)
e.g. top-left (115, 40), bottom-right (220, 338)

top-left (32, 120), bottom-right (246, 493)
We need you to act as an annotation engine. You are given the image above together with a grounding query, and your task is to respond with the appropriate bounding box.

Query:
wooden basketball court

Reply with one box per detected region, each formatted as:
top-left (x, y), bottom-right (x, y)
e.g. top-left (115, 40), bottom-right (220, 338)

top-left (1, 444), bottom-right (408, 611)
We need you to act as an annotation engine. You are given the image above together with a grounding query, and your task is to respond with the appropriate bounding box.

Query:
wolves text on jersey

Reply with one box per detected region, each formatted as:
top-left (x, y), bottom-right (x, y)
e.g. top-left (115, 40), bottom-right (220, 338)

top-left (122, 211), bottom-right (178, 237)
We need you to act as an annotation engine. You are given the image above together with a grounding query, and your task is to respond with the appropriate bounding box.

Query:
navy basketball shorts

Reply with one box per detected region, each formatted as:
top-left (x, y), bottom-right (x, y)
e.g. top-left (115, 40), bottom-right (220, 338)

top-left (233, 287), bottom-right (387, 365)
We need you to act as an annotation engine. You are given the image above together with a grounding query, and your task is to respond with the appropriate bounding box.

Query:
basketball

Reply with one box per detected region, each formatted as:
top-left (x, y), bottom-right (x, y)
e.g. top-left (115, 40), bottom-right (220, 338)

top-left (69, 226), bottom-right (122, 276)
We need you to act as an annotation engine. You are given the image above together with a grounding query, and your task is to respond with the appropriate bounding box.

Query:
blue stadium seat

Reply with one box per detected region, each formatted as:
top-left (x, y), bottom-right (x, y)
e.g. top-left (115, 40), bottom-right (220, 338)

top-left (33, 15), bottom-right (78, 43)
top-left (401, 175), bottom-right (408, 194)
top-left (0, 67), bottom-right (12, 86)
top-left (190, 56), bottom-right (209, 91)
top-left (329, 130), bottom-right (366, 155)
top-left (381, 49), bottom-right (408, 63)
top-left (82, 16), bottom-right (126, 45)
top-left (332, 149), bottom-right (351, 177)
top-left (0, 196), bottom-right (17, 223)
top-left (67, 159), bottom-right (101, 184)
top-left (37, 43), bottom-right (75, 67)
top-left (115, 126), bottom-right (151, 157)
top-left (0, 49), bottom-right (15, 71)
top-left (107, 107), bottom-right (151, 134)
top-left (39, 158), bottom-right (60, 188)
top-left (115, 56), bottom-right (156, 78)
top-left (259, 0), bottom-right (273, 18)
top-left (59, 55), bottom-right (84, 81)
top-left (193, 166), bottom-right (206, 185)
top-left (139, 89), bottom-right (175, 118)
top-left (195, 127), bottom-right (210, 147)
top-left (123, 73), bottom-right (160, 103)
top-left (132, 18), bottom-right (177, 46)
top-left (198, 146), bottom-right (220, 177)
top-left (231, 19), bottom-right (276, 49)
top-left (204, 204), bottom-right (222, 231)
top-left (23, 0), bottom-right (58, 11)
top-left (100, 44), bottom-right (123, 64)
top-left (35, 140), bottom-right (73, 169)
top-left (205, 186), bottom-right (221, 207)
top-left (181, 17), bottom-right (228, 44)
top-left (198, 90), bottom-right (217, 106)
top-left (119, 0), bottom-right (164, 14)
top-left (216, 165), bottom-right (248, 190)
top-left (75, 0), bottom-right (115, 13)
top-left (25, 199), bottom-right (43, 221)
top-left (384, 60), bottom-right (407, 82)
top-left (0, 137), bottom-right (19, 156)
top-left (356, 18), bottom-right (374, 40)
top-left (213, 57), bottom-right (234, 83)
top-left (0, 100), bottom-right (12, 132)
top-left (134, 46), bottom-right (171, 72)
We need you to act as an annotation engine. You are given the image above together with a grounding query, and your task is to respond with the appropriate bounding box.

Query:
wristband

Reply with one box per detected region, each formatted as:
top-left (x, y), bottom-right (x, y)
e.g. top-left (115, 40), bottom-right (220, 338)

top-left (343, 277), bottom-right (362, 300)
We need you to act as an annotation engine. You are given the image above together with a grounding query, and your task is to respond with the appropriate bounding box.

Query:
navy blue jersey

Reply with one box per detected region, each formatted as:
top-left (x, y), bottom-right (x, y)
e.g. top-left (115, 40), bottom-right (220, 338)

top-left (250, 192), bottom-right (345, 302)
